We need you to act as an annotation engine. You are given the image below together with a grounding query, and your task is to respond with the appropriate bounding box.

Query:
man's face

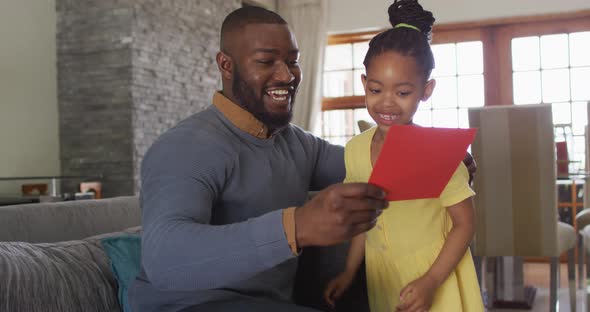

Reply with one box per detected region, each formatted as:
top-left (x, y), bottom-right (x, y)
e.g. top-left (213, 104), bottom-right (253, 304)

top-left (230, 23), bottom-right (302, 130)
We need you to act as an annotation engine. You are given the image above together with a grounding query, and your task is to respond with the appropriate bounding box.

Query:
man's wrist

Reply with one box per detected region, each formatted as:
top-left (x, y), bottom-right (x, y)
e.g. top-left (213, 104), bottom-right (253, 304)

top-left (282, 207), bottom-right (300, 255)
top-left (293, 206), bottom-right (309, 248)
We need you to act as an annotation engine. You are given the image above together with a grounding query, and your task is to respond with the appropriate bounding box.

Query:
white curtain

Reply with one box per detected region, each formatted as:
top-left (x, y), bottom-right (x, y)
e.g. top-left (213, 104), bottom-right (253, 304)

top-left (277, 0), bottom-right (328, 131)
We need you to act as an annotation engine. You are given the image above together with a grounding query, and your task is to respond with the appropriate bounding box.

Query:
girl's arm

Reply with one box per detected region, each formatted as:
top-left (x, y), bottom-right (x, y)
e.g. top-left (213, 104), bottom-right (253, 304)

top-left (425, 197), bottom-right (475, 287)
top-left (345, 232), bottom-right (367, 274)
top-left (324, 233), bottom-right (366, 307)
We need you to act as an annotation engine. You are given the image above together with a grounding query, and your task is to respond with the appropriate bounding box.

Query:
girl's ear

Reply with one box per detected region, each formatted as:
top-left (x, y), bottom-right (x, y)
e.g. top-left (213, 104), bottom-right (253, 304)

top-left (361, 74), bottom-right (368, 89)
top-left (422, 79), bottom-right (436, 101)
top-left (216, 51), bottom-right (234, 81)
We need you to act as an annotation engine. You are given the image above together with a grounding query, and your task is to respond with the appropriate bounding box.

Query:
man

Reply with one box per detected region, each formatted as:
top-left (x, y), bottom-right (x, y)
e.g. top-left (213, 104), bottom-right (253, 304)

top-left (129, 6), bottom-right (388, 312)
top-left (129, 6), bottom-right (477, 312)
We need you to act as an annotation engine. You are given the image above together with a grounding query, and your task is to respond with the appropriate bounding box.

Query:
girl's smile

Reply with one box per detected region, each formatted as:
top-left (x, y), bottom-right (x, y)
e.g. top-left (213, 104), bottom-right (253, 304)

top-left (362, 51), bottom-right (435, 137)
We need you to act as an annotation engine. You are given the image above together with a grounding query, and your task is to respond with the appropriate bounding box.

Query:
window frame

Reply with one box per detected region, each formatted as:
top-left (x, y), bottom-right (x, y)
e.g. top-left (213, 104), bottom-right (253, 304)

top-left (322, 10), bottom-right (590, 111)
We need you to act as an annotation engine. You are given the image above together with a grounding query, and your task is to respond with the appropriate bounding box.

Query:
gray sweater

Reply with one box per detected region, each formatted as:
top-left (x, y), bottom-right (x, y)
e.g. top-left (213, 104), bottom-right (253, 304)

top-left (129, 105), bottom-right (345, 312)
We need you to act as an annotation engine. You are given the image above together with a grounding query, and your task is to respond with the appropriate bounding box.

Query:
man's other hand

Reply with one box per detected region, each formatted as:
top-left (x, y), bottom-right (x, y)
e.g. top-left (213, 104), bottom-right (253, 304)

top-left (463, 152), bottom-right (476, 185)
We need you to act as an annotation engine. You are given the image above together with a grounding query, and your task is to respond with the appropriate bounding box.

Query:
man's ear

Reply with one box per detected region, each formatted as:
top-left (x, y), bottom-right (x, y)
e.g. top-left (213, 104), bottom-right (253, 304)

top-left (216, 51), bottom-right (233, 81)
top-left (422, 78), bottom-right (436, 101)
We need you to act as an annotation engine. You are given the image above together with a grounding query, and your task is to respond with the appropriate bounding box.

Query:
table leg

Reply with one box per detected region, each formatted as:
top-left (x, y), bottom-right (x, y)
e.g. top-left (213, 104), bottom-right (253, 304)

top-left (50, 178), bottom-right (57, 196)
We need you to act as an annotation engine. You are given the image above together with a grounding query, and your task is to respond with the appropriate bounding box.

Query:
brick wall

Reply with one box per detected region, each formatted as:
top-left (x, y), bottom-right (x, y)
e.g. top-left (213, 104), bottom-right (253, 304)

top-left (57, 0), bottom-right (240, 197)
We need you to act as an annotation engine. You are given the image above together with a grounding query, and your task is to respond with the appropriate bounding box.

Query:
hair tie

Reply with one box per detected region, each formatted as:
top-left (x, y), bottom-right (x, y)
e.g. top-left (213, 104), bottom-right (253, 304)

top-left (394, 23), bottom-right (420, 32)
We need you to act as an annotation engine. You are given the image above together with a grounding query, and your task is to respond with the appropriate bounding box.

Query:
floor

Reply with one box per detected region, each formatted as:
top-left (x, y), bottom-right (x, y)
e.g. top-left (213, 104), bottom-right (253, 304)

top-left (487, 263), bottom-right (587, 311)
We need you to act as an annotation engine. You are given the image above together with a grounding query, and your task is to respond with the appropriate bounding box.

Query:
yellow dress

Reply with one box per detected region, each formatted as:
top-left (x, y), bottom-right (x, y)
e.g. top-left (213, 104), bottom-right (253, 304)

top-left (344, 127), bottom-right (484, 312)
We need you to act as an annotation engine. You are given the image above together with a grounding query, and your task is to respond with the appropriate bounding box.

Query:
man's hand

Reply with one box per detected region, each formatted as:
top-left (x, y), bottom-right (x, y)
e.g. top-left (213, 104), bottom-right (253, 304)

top-left (295, 183), bottom-right (388, 247)
top-left (463, 152), bottom-right (476, 185)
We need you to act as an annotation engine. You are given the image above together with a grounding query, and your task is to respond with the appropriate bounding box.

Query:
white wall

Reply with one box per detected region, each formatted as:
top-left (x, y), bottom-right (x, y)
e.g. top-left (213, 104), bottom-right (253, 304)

top-left (0, 0), bottom-right (59, 195)
top-left (248, 0), bottom-right (276, 10)
top-left (329, 0), bottom-right (590, 33)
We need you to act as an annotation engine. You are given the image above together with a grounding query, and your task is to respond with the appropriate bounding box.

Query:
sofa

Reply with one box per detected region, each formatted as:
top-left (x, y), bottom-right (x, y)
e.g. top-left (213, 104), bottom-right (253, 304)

top-left (0, 196), bottom-right (369, 312)
top-left (0, 196), bottom-right (141, 312)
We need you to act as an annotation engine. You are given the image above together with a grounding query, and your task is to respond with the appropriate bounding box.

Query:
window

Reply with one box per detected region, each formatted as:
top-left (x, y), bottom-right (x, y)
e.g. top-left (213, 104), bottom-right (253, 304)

top-left (323, 42), bottom-right (368, 98)
top-left (415, 41), bottom-right (484, 129)
top-left (511, 31), bottom-right (590, 173)
top-left (320, 11), bottom-right (590, 174)
top-left (321, 108), bottom-right (371, 146)
top-left (320, 36), bottom-right (373, 144)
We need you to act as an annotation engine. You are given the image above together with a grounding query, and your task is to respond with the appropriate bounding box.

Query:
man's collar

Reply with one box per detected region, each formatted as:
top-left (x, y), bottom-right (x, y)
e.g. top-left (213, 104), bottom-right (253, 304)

top-left (212, 91), bottom-right (269, 139)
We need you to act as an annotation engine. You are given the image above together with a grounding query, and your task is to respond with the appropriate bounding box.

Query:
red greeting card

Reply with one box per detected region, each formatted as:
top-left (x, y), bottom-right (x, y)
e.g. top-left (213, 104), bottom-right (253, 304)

top-left (368, 125), bottom-right (477, 201)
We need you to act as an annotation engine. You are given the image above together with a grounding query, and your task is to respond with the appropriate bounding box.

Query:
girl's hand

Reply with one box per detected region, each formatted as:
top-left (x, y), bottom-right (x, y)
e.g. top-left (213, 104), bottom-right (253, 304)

top-left (395, 274), bottom-right (438, 312)
top-left (324, 271), bottom-right (355, 309)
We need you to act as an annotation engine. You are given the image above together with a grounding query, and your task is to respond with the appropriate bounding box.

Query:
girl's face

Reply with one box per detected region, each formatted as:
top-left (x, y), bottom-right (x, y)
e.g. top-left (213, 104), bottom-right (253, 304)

top-left (362, 51), bottom-right (435, 135)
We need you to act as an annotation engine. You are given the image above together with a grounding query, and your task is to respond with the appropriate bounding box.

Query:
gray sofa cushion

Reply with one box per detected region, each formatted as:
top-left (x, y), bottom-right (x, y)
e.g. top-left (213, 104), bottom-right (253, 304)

top-left (0, 239), bottom-right (120, 312)
top-left (0, 196), bottom-right (140, 243)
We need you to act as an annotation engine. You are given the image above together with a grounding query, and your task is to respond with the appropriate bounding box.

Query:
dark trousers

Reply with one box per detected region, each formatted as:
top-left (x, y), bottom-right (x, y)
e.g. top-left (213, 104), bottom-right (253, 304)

top-left (181, 298), bottom-right (321, 312)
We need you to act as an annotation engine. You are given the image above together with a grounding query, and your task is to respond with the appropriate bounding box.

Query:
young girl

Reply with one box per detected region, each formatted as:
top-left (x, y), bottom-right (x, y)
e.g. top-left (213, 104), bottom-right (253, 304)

top-left (323, 0), bottom-right (484, 311)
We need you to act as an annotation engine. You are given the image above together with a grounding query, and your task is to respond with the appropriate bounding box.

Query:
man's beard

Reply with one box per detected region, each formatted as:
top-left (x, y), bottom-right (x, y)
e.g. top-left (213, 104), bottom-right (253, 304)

top-left (232, 68), bottom-right (295, 131)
